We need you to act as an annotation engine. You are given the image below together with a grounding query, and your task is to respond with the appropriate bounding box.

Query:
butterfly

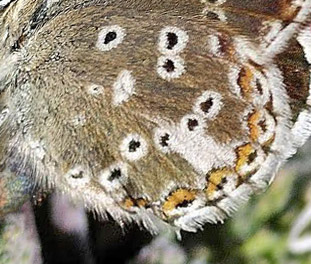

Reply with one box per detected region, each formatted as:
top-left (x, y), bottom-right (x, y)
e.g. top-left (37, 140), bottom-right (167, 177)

top-left (0, 0), bottom-right (310, 234)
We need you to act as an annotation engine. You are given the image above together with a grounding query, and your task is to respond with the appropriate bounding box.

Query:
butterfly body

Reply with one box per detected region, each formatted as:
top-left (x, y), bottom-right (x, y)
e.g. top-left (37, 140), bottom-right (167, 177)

top-left (0, 0), bottom-right (311, 232)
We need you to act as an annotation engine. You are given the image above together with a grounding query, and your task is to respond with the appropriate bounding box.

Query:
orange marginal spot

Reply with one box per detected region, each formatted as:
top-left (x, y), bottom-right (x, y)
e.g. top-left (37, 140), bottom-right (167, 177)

top-left (208, 168), bottom-right (232, 186)
top-left (162, 189), bottom-right (197, 214)
top-left (238, 67), bottom-right (254, 98)
top-left (248, 111), bottom-right (261, 141)
top-left (205, 168), bottom-right (231, 198)
top-left (235, 143), bottom-right (254, 173)
top-left (122, 198), bottom-right (135, 209)
top-left (206, 182), bottom-right (217, 197)
top-left (136, 198), bottom-right (148, 208)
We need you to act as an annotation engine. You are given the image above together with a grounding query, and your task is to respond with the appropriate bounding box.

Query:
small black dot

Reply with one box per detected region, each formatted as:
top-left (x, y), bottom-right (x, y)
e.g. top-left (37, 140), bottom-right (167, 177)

top-left (176, 199), bottom-right (192, 208)
top-left (167, 32), bottom-right (178, 50)
top-left (163, 59), bottom-right (175, 72)
top-left (129, 140), bottom-right (141, 152)
top-left (247, 151), bottom-right (257, 165)
top-left (160, 133), bottom-right (170, 147)
top-left (104, 31), bottom-right (117, 44)
top-left (258, 119), bottom-right (267, 132)
top-left (187, 119), bottom-right (199, 131)
top-left (200, 98), bottom-right (214, 113)
top-left (71, 171), bottom-right (84, 179)
top-left (218, 177), bottom-right (228, 190)
top-left (108, 169), bottom-right (122, 181)
top-left (256, 79), bottom-right (263, 95)
top-left (221, 177), bottom-right (228, 185)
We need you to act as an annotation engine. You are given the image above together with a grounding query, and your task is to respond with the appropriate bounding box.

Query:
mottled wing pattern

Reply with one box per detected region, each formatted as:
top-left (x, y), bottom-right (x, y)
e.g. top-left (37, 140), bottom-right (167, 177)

top-left (0, 0), bottom-right (311, 232)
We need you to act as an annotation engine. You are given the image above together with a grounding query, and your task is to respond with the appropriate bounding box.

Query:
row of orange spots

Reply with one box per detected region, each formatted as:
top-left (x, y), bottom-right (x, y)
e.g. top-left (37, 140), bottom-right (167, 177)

top-left (120, 141), bottom-right (265, 217)
top-left (235, 143), bottom-right (255, 174)
top-left (248, 111), bottom-right (261, 142)
top-left (120, 143), bottom-right (259, 217)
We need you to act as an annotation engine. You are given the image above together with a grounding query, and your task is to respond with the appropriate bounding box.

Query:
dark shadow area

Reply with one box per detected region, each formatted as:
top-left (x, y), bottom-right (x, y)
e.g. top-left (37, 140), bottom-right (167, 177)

top-left (33, 196), bottom-right (153, 264)
top-left (88, 214), bottom-right (153, 264)
top-left (33, 197), bottom-right (94, 264)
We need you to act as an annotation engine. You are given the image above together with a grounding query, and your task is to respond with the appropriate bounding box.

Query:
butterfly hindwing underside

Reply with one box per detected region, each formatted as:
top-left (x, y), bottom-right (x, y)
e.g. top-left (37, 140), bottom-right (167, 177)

top-left (0, 0), bottom-right (311, 232)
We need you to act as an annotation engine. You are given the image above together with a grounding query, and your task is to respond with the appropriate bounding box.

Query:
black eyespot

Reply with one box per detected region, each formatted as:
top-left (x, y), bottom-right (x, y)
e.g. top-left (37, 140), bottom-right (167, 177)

top-left (160, 133), bottom-right (170, 147)
top-left (200, 98), bottom-right (214, 113)
top-left (205, 11), bottom-right (220, 21)
top-left (108, 168), bottom-right (122, 181)
top-left (187, 119), bottom-right (199, 131)
top-left (71, 171), bottom-right (84, 179)
top-left (163, 59), bottom-right (175, 72)
top-left (104, 31), bottom-right (117, 44)
top-left (167, 32), bottom-right (178, 50)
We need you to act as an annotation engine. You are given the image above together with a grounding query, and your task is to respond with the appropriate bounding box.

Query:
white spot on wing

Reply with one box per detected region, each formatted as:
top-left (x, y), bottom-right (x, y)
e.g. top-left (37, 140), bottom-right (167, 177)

top-left (72, 114), bottom-right (86, 127)
top-left (207, 34), bottom-right (222, 57)
top-left (64, 166), bottom-right (91, 189)
top-left (157, 122), bottom-right (238, 174)
top-left (158, 26), bottom-right (189, 55)
top-left (98, 162), bottom-right (128, 192)
top-left (96, 25), bottom-right (126, 52)
top-left (193, 91), bottom-right (223, 120)
top-left (87, 84), bottom-right (104, 96)
top-left (157, 55), bottom-right (186, 80)
top-left (120, 134), bottom-right (148, 162)
top-left (113, 70), bottom-right (136, 106)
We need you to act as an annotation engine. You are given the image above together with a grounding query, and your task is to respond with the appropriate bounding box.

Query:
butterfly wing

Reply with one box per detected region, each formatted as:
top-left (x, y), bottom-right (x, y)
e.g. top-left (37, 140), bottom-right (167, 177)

top-left (1, 0), bottom-right (311, 232)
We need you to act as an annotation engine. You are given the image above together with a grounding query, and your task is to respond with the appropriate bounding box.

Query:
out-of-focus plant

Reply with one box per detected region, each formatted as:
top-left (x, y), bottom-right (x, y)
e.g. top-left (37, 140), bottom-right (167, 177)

top-left (0, 203), bottom-right (41, 264)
